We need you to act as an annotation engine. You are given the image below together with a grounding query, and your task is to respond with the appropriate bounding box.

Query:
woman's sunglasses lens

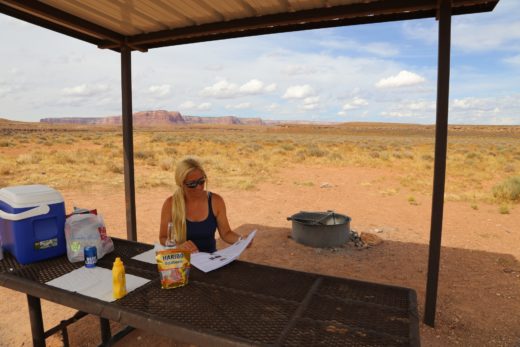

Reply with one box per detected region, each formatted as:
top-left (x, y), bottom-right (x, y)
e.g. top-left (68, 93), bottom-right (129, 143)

top-left (186, 178), bottom-right (205, 188)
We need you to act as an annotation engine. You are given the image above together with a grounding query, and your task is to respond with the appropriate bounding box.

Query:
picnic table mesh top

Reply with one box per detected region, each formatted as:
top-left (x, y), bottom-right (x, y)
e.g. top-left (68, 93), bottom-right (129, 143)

top-left (0, 238), bottom-right (419, 346)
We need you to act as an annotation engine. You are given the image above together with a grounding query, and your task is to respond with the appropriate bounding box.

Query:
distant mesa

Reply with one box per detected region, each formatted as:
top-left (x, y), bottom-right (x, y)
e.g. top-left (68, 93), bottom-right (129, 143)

top-left (40, 110), bottom-right (264, 126)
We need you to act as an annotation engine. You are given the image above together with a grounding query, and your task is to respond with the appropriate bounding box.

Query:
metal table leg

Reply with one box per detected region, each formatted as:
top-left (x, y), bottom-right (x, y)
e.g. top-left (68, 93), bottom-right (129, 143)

top-left (100, 318), bottom-right (112, 345)
top-left (27, 295), bottom-right (45, 347)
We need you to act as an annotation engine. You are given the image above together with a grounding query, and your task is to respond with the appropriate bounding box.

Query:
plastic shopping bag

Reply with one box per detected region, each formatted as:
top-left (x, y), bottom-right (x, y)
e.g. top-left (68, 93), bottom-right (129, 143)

top-left (65, 212), bottom-right (114, 262)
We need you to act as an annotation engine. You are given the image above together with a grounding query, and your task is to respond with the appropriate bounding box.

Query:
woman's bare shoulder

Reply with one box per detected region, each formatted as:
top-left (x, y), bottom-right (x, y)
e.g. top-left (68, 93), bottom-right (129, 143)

top-left (210, 192), bottom-right (226, 212)
top-left (162, 195), bottom-right (173, 209)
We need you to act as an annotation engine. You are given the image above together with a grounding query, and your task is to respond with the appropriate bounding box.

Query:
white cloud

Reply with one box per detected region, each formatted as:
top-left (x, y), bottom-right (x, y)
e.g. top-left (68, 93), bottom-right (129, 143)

top-left (380, 99), bottom-right (435, 120)
top-left (284, 64), bottom-right (320, 75)
top-left (302, 96), bottom-right (320, 110)
top-left (148, 84), bottom-right (170, 97)
top-left (452, 97), bottom-right (497, 111)
top-left (267, 103), bottom-right (279, 111)
top-left (376, 71), bottom-right (426, 88)
top-left (239, 79), bottom-right (264, 94)
top-left (283, 84), bottom-right (314, 99)
top-left (197, 102), bottom-right (211, 110)
top-left (201, 78), bottom-right (275, 98)
top-left (320, 39), bottom-right (399, 57)
top-left (380, 111), bottom-right (422, 119)
top-left (342, 97), bottom-right (368, 110)
top-left (180, 101), bottom-right (211, 110)
top-left (226, 102), bottom-right (251, 109)
top-left (406, 100), bottom-right (435, 111)
top-left (503, 54), bottom-right (520, 66)
top-left (0, 85), bottom-right (13, 98)
top-left (204, 64), bottom-right (223, 71)
top-left (61, 84), bottom-right (109, 97)
top-left (265, 83), bottom-right (277, 92)
top-left (403, 11), bottom-right (520, 53)
top-left (180, 101), bottom-right (196, 109)
top-left (201, 79), bottom-right (239, 98)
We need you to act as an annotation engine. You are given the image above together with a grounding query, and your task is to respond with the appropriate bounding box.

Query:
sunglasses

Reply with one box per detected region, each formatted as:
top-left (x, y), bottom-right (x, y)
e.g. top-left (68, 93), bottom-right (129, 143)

top-left (184, 177), bottom-right (206, 188)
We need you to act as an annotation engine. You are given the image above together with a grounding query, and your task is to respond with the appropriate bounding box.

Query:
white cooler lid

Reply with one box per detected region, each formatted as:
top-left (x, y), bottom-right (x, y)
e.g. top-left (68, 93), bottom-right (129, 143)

top-left (0, 184), bottom-right (64, 208)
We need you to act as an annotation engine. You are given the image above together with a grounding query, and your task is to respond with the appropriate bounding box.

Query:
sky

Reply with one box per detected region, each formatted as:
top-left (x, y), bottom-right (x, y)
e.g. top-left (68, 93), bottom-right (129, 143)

top-left (0, 0), bottom-right (519, 125)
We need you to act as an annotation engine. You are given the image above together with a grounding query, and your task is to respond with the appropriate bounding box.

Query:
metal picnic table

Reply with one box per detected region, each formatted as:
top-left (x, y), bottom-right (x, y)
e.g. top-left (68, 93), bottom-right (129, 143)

top-left (0, 238), bottom-right (420, 346)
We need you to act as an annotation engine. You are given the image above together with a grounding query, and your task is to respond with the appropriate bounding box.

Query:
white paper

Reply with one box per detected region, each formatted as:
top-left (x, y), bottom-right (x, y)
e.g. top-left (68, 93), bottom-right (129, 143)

top-left (191, 230), bottom-right (256, 273)
top-left (131, 230), bottom-right (256, 273)
top-left (46, 266), bottom-right (150, 302)
top-left (131, 243), bottom-right (167, 264)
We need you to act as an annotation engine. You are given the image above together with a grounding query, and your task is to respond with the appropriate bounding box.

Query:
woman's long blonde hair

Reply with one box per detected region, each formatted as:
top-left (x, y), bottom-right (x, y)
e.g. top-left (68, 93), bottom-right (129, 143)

top-left (171, 156), bottom-right (207, 243)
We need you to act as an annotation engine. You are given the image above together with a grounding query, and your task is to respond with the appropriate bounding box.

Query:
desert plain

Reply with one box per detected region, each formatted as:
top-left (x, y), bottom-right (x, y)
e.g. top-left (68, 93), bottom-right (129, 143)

top-left (0, 120), bottom-right (519, 346)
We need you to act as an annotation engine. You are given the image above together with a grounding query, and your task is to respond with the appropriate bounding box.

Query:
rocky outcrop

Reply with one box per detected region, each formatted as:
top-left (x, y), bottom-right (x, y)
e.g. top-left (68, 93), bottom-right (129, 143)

top-left (40, 110), bottom-right (263, 126)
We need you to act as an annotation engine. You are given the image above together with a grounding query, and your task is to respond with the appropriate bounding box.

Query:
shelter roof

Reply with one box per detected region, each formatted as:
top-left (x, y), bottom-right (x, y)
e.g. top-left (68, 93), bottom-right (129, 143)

top-left (0, 0), bottom-right (498, 52)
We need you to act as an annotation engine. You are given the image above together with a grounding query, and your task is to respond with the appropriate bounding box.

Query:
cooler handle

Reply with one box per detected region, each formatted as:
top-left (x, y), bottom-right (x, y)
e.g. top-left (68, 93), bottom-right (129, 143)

top-left (0, 204), bottom-right (50, 221)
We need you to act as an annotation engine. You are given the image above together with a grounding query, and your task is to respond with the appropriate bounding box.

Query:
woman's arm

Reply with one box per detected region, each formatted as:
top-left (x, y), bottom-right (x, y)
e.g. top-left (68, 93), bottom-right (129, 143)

top-left (213, 193), bottom-right (243, 244)
top-left (158, 196), bottom-right (173, 245)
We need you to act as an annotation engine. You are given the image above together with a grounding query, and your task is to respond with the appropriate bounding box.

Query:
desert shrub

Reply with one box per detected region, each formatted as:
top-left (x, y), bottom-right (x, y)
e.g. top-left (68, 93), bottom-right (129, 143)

top-left (244, 143), bottom-right (262, 152)
top-left (499, 204), bottom-right (510, 214)
top-left (16, 153), bottom-right (42, 165)
top-left (328, 152), bottom-right (343, 161)
top-left (466, 152), bottom-right (480, 160)
top-left (369, 151), bottom-right (380, 158)
top-left (85, 152), bottom-right (98, 165)
top-left (103, 142), bottom-right (116, 149)
top-left (295, 150), bottom-right (306, 162)
top-left (402, 151), bottom-right (414, 159)
top-left (106, 162), bottom-right (124, 174)
top-left (408, 196), bottom-right (419, 205)
top-left (0, 165), bottom-right (12, 175)
top-left (54, 152), bottom-right (77, 164)
top-left (503, 164), bottom-right (516, 173)
top-left (135, 150), bottom-right (155, 160)
top-left (306, 145), bottom-right (327, 157)
top-left (492, 176), bottom-right (520, 202)
top-left (280, 143), bottom-right (295, 151)
top-left (0, 141), bottom-right (10, 147)
top-left (392, 152), bottom-right (402, 159)
top-left (421, 154), bottom-right (434, 161)
top-left (146, 158), bottom-right (157, 167)
top-left (163, 147), bottom-right (178, 156)
top-left (160, 158), bottom-right (175, 171)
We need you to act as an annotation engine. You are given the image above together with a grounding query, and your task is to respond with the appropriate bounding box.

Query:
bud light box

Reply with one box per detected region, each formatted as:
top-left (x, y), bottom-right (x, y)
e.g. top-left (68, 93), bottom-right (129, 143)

top-left (0, 185), bottom-right (66, 264)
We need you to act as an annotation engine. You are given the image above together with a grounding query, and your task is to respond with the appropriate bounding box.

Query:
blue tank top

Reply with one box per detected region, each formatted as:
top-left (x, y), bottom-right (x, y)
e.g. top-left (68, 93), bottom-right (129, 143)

top-left (186, 192), bottom-right (218, 253)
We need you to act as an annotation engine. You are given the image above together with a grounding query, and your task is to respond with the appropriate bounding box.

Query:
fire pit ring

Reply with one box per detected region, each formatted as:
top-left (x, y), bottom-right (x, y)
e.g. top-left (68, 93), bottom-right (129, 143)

top-left (287, 210), bottom-right (351, 248)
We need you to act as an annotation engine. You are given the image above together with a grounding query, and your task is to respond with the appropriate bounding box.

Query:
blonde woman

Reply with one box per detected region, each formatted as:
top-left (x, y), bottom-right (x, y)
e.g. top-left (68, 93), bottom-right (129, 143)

top-left (159, 156), bottom-right (246, 253)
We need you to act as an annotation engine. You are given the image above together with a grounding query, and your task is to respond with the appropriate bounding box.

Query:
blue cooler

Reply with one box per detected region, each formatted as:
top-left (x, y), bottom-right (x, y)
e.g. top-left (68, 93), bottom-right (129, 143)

top-left (0, 185), bottom-right (66, 264)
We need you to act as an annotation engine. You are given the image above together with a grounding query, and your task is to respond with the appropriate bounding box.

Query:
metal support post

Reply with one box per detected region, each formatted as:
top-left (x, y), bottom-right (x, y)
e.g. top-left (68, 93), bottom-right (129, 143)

top-left (424, 0), bottom-right (452, 327)
top-left (121, 45), bottom-right (137, 241)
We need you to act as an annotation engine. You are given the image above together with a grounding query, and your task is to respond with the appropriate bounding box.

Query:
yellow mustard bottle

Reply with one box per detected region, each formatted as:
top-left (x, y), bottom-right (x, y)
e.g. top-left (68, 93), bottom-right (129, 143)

top-left (112, 257), bottom-right (127, 299)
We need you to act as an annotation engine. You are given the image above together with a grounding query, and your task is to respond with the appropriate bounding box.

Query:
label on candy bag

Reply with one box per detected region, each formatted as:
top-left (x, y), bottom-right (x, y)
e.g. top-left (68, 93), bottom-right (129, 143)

top-left (156, 249), bottom-right (191, 289)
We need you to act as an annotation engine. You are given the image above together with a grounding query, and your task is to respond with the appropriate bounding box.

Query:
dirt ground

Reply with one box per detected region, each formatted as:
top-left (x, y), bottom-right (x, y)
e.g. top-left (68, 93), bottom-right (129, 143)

top-left (1, 164), bottom-right (519, 346)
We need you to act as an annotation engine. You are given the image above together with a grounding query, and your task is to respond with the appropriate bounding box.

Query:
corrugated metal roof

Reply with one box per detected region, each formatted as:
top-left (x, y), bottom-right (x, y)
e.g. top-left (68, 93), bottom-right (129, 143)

top-left (0, 0), bottom-right (499, 51)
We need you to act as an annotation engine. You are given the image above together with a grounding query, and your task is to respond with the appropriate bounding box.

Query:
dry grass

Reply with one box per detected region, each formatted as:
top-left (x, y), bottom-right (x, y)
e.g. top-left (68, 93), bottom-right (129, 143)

top-left (0, 124), bottom-right (519, 209)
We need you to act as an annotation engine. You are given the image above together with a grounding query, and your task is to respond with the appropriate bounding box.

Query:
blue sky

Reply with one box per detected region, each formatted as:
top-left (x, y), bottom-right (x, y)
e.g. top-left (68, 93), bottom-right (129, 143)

top-left (1, 0), bottom-right (519, 125)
